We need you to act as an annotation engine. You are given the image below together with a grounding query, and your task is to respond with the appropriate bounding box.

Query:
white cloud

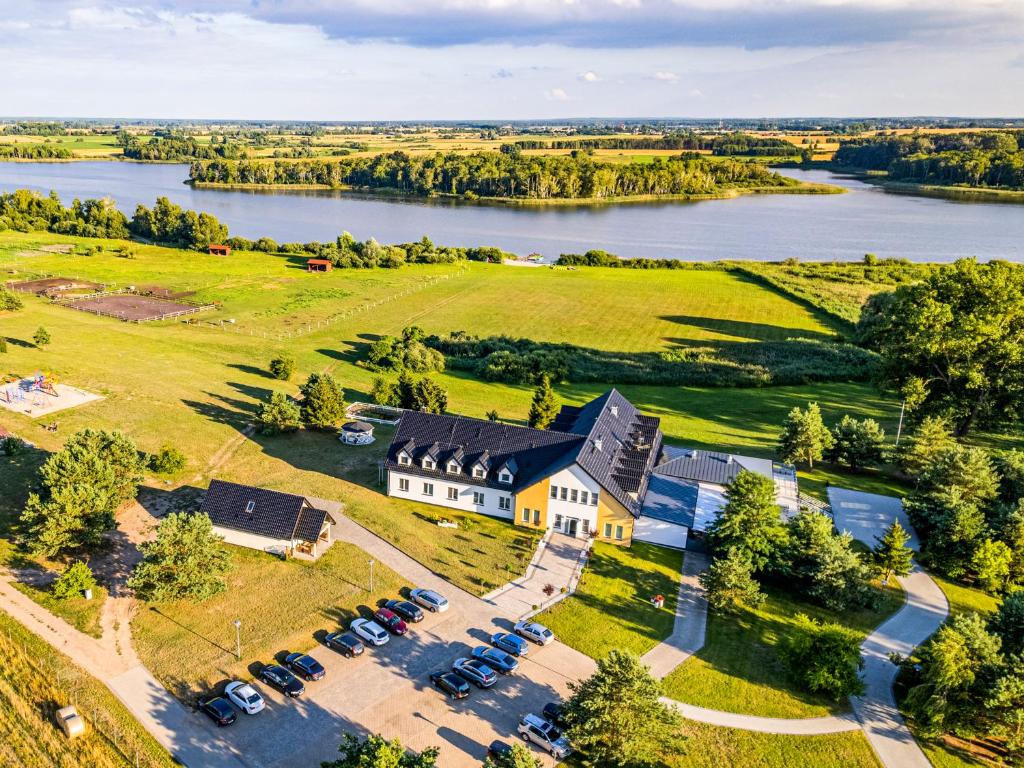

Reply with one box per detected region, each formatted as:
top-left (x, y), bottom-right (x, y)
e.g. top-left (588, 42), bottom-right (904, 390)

top-left (654, 71), bottom-right (679, 81)
top-left (689, 88), bottom-right (704, 97)
top-left (545, 87), bottom-right (570, 101)
top-left (578, 70), bottom-right (600, 82)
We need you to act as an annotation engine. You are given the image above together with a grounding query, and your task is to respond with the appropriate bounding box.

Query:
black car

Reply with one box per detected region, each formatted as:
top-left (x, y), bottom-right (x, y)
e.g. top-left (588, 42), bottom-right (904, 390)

top-left (543, 701), bottom-right (567, 728)
top-left (325, 631), bottom-right (365, 657)
top-left (284, 652), bottom-right (326, 681)
top-left (429, 671), bottom-right (470, 700)
top-left (384, 599), bottom-right (424, 623)
top-left (199, 696), bottom-right (237, 726)
top-left (258, 664), bottom-right (305, 697)
top-left (486, 740), bottom-right (512, 758)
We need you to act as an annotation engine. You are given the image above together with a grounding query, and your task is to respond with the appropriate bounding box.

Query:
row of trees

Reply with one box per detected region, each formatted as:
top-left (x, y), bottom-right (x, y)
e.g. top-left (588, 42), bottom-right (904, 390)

top-left (117, 132), bottom-right (246, 161)
top-left (128, 196), bottom-right (229, 250)
top-left (509, 131), bottom-right (801, 156)
top-left (258, 371), bottom-right (347, 434)
top-left (0, 189), bottom-right (129, 239)
top-left (189, 150), bottom-right (794, 200)
top-left (0, 143), bottom-right (73, 159)
top-left (778, 402), bottom-right (885, 470)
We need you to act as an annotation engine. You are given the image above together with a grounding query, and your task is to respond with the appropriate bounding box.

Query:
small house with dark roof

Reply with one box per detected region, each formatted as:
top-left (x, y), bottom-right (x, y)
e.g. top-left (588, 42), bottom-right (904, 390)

top-left (200, 479), bottom-right (335, 559)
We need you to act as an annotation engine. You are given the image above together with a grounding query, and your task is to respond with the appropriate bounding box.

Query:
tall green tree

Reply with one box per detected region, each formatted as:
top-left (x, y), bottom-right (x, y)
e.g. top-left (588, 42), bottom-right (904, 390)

top-left (972, 539), bottom-right (1013, 593)
top-left (20, 429), bottom-right (144, 556)
top-left (783, 510), bottom-right (873, 611)
top-left (128, 512), bottom-right (231, 602)
top-left (299, 372), bottom-right (346, 429)
top-left (873, 519), bottom-right (914, 583)
top-left (700, 548), bottom-right (764, 614)
top-left (528, 375), bottom-right (559, 429)
top-left (920, 445), bottom-right (999, 508)
top-left (707, 470), bottom-right (787, 572)
top-left (778, 402), bottom-right (834, 468)
top-left (990, 590), bottom-right (1024, 657)
top-left (899, 416), bottom-right (956, 482)
top-left (322, 734), bottom-right (439, 768)
top-left (857, 259), bottom-right (1024, 436)
top-left (259, 391), bottom-right (302, 435)
top-left (826, 415), bottom-right (886, 470)
top-left (563, 650), bottom-right (684, 768)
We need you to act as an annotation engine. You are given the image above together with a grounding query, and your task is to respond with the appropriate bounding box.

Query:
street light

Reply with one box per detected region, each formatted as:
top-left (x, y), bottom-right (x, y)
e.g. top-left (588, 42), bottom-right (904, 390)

top-left (368, 559), bottom-right (375, 593)
top-left (233, 619), bottom-right (242, 661)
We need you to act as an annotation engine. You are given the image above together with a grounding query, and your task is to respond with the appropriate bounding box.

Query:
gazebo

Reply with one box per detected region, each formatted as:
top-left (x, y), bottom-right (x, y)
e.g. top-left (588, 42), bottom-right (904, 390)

top-left (340, 421), bottom-right (375, 445)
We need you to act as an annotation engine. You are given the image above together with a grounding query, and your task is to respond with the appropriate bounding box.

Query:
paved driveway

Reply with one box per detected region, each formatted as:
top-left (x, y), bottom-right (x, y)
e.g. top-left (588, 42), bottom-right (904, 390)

top-left (828, 487), bottom-right (920, 550)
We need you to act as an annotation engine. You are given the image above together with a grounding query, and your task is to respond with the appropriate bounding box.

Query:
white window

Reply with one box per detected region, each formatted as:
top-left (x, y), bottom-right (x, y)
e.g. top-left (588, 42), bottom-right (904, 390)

top-left (570, 489), bottom-right (578, 503)
top-left (560, 487), bottom-right (568, 501)
top-left (245, 500), bottom-right (255, 514)
top-left (398, 454), bottom-right (411, 466)
top-left (398, 478), bottom-right (409, 492)
top-left (499, 496), bottom-right (511, 511)
top-left (521, 508), bottom-right (530, 522)
top-left (615, 525), bottom-right (624, 541)
top-left (423, 458), bottom-right (435, 470)
top-left (580, 491), bottom-right (589, 505)
top-left (591, 492), bottom-right (599, 506)
top-left (447, 487), bottom-right (458, 501)
top-left (582, 519), bottom-right (590, 534)
top-left (448, 462), bottom-right (460, 474)
top-left (423, 482), bottom-right (434, 497)
top-left (554, 514), bottom-right (563, 529)
top-left (550, 485), bottom-right (558, 499)
top-left (499, 472), bottom-right (512, 484)
top-left (473, 491), bottom-right (485, 505)
top-left (603, 522), bottom-right (612, 538)
top-left (473, 467), bottom-right (486, 479)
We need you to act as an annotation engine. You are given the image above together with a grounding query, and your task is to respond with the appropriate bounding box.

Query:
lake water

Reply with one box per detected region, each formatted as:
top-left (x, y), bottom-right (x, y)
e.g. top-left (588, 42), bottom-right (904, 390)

top-left (1, 161), bottom-right (1022, 262)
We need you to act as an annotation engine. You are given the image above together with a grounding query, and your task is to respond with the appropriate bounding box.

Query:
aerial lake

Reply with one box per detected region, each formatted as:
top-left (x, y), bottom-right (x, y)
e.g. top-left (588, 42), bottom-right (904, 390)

top-left (1, 161), bottom-right (1022, 262)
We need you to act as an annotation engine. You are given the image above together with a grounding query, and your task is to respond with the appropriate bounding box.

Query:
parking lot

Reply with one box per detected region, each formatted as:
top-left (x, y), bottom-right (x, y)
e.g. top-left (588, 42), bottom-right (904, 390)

top-left (186, 595), bottom-right (597, 768)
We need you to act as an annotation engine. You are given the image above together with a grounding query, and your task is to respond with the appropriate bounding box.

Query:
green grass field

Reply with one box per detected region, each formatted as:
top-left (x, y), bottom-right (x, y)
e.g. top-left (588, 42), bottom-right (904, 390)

top-left (0, 608), bottom-right (175, 768)
top-left (663, 580), bottom-right (904, 718)
top-left (669, 723), bottom-right (881, 768)
top-left (538, 541), bottom-right (683, 659)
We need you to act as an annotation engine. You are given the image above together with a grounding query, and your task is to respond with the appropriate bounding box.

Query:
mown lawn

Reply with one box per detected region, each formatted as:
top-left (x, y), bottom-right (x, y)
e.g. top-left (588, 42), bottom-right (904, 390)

top-left (538, 541), bottom-right (683, 659)
top-left (670, 723), bottom-right (881, 768)
top-left (931, 573), bottom-right (1000, 618)
top-left (663, 580), bottom-right (905, 718)
top-left (0, 608), bottom-right (176, 768)
top-left (131, 541), bottom-right (406, 699)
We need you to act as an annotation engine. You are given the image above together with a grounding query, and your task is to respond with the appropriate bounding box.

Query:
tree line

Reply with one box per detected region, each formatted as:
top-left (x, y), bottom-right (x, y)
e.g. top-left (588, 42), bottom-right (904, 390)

top-left (833, 131), bottom-right (1024, 189)
top-left (189, 150), bottom-right (795, 200)
top-left (118, 131), bottom-right (247, 162)
top-left (509, 131), bottom-right (801, 156)
top-left (0, 144), bottom-right (73, 159)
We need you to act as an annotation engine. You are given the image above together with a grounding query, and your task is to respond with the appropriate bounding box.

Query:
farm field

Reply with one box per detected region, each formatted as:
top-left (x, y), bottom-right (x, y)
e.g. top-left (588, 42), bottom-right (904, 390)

top-left (0, 608), bottom-right (175, 768)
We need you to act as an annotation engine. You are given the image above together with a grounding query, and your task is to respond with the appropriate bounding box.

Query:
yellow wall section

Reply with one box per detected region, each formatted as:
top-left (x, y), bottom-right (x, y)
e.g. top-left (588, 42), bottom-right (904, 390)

top-left (597, 493), bottom-right (634, 545)
top-left (514, 478), bottom-right (550, 531)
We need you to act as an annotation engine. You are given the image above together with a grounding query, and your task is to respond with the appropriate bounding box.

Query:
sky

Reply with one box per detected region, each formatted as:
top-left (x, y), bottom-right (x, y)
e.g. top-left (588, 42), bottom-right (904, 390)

top-left (0, 0), bottom-right (1022, 120)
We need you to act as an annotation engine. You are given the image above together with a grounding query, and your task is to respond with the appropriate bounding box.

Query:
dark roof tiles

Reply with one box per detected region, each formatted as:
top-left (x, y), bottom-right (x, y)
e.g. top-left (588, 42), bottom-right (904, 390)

top-left (200, 479), bottom-right (329, 544)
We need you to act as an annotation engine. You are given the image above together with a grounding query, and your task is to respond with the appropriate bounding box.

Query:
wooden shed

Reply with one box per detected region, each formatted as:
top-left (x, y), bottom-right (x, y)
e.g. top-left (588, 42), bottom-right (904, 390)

top-left (307, 258), bottom-right (333, 273)
top-left (208, 244), bottom-right (231, 256)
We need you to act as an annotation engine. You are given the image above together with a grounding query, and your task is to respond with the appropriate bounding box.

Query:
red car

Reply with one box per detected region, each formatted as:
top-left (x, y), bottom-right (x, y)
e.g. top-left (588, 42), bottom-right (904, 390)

top-left (373, 607), bottom-right (408, 636)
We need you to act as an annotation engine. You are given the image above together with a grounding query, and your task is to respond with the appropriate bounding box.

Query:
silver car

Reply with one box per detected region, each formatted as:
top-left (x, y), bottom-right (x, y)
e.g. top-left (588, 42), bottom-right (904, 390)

top-left (518, 713), bottom-right (572, 758)
top-left (514, 620), bottom-right (555, 646)
top-left (409, 588), bottom-right (449, 613)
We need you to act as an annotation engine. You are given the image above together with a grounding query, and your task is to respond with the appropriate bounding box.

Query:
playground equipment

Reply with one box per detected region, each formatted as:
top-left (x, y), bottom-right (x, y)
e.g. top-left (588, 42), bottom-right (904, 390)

top-left (0, 373), bottom-right (59, 405)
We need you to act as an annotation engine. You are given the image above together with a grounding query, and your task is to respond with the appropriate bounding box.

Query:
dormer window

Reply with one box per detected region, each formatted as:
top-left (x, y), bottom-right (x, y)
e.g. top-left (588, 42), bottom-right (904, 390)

top-left (447, 461), bottom-right (461, 474)
top-left (472, 464), bottom-right (486, 479)
top-left (422, 458), bottom-right (435, 470)
top-left (245, 500), bottom-right (255, 514)
top-left (499, 472), bottom-right (512, 484)
top-left (398, 452), bottom-right (412, 466)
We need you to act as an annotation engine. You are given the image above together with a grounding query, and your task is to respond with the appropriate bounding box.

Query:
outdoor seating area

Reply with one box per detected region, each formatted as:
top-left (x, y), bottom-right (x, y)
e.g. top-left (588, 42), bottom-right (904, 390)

top-left (340, 421), bottom-right (375, 445)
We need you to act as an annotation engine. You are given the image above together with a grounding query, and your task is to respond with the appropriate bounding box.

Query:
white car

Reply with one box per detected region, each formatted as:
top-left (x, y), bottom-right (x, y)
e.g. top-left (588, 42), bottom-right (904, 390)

top-left (514, 620), bottom-right (555, 646)
top-left (409, 588), bottom-right (449, 613)
top-left (351, 617), bottom-right (390, 646)
top-left (224, 681), bottom-right (265, 715)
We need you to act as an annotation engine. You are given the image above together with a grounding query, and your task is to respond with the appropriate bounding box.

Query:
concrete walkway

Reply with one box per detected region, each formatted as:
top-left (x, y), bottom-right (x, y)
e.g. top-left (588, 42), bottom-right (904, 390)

top-left (483, 532), bottom-right (590, 618)
top-left (642, 551), bottom-right (709, 678)
top-left (665, 699), bottom-right (862, 734)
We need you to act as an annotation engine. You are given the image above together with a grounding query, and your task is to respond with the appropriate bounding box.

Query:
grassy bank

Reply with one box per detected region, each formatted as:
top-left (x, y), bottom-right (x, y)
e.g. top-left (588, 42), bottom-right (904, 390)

top-left (10, 580), bottom-right (107, 638)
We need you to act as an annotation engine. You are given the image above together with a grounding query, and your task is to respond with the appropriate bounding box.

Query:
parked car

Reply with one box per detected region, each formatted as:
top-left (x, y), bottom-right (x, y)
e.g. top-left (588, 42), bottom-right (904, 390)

top-left (384, 599), bottom-right (424, 623)
top-left (373, 607), bottom-right (408, 636)
top-left (284, 652), bottom-right (326, 681)
top-left (224, 681), bottom-right (265, 715)
top-left (324, 631), bottom-right (365, 657)
top-left (486, 740), bottom-right (512, 758)
top-left (490, 631), bottom-right (529, 657)
top-left (453, 657), bottom-right (498, 688)
top-left (518, 713), bottom-right (572, 758)
top-left (429, 671), bottom-right (471, 699)
top-left (514, 620), bottom-right (555, 646)
top-left (351, 617), bottom-right (390, 647)
top-left (199, 696), bottom-right (237, 726)
top-left (258, 664), bottom-right (305, 697)
top-left (543, 701), bottom-right (567, 728)
top-left (472, 645), bottom-right (519, 674)
top-left (409, 588), bottom-right (449, 613)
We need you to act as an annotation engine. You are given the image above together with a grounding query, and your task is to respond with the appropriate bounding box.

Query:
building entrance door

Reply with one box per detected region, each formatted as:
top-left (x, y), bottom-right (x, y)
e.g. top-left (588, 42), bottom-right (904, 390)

top-left (565, 518), bottom-right (579, 536)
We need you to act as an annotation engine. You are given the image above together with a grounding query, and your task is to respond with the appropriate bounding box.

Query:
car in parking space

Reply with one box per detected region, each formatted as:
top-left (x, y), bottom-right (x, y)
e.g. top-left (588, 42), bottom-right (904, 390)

top-left (543, 701), bottom-right (567, 728)
top-left (324, 631), bottom-right (365, 657)
top-left (384, 599), bottom-right (424, 623)
top-left (514, 620), bottom-right (555, 646)
top-left (351, 617), bottom-right (390, 647)
top-left (518, 713), bottom-right (572, 758)
top-left (199, 696), bottom-right (237, 726)
top-left (429, 671), bottom-right (470, 699)
top-left (373, 607), bottom-right (408, 636)
top-left (409, 588), bottom-right (449, 613)
top-left (472, 645), bottom-right (519, 674)
top-left (486, 741), bottom-right (512, 759)
top-left (284, 652), bottom-right (325, 682)
top-left (257, 664), bottom-right (305, 697)
top-left (490, 631), bottom-right (529, 657)
top-left (224, 681), bottom-right (266, 715)
top-left (453, 657), bottom-right (498, 689)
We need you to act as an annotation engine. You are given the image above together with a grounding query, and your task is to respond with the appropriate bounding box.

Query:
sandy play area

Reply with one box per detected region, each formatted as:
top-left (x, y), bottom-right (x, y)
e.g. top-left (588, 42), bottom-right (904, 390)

top-left (0, 381), bottom-right (102, 418)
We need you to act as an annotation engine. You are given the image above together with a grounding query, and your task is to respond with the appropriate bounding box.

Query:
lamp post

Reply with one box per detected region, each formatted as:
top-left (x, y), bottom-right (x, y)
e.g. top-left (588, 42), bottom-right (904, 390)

top-left (368, 559), bottom-right (375, 593)
top-left (233, 619), bottom-right (242, 661)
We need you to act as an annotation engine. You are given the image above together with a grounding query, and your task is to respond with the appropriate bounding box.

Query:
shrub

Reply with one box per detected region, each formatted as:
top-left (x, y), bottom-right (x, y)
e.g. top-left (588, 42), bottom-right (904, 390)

top-left (781, 614), bottom-right (865, 700)
top-left (0, 287), bottom-right (23, 311)
top-left (268, 355), bottom-right (296, 381)
top-left (51, 561), bottom-right (98, 600)
top-left (259, 391), bottom-right (302, 434)
top-left (1, 435), bottom-right (27, 456)
top-left (148, 444), bottom-right (186, 475)
top-left (700, 548), bottom-right (764, 613)
top-left (33, 326), bottom-right (51, 347)
top-left (299, 372), bottom-right (346, 428)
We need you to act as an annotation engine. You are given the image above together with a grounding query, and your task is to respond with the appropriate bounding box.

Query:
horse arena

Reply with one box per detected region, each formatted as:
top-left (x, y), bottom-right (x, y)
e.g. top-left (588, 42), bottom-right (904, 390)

top-left (64, 293), bottom-right (210, 322)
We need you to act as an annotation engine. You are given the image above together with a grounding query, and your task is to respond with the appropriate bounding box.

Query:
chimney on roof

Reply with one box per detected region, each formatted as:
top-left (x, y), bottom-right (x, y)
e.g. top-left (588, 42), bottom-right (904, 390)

top-left (727, 456), bottom-right (734, 464)
top-left (610, 405), bottom-right (619, 418)
top-left (595, 437), bottom-right (603, 451)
